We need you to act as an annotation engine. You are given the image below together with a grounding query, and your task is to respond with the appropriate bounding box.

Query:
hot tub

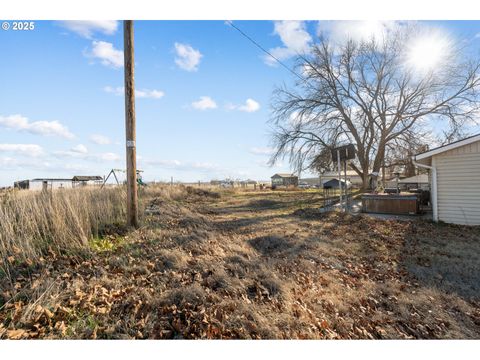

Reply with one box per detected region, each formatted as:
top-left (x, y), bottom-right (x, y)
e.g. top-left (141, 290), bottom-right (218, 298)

top-left (362, 193), bottom-right (419, 215)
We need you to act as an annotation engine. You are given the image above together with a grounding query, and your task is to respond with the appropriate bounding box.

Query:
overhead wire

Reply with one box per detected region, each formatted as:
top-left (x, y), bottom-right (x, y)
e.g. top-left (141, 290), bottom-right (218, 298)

top-left (225, 20), bottom-right (311, 85)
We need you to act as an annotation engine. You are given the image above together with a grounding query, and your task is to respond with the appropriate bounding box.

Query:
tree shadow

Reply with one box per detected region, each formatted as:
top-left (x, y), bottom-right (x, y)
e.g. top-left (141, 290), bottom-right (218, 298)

top-left (213, 214), bottom-right (292, 232)
top-left (214, 196), bottom-right (324, 214)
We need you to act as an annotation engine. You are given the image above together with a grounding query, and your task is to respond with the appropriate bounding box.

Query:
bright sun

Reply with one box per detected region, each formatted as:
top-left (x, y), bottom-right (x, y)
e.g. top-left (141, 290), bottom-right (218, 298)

top-left (407, 31), bottom-right (452, 72)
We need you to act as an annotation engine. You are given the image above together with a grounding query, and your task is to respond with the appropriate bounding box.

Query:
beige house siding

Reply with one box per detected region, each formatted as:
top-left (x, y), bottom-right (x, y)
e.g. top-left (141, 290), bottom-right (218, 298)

top-left (434, 143), bottom-right (480, 225)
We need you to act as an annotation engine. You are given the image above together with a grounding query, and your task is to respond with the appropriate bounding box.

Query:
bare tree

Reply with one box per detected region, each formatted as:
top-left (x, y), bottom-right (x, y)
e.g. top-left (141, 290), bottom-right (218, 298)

top-left (381, 129), bottom-right (430, 180)
top-left (310, 147), bottom-right (334, 174)
top-left (269, 26), bottom-right (480, 189)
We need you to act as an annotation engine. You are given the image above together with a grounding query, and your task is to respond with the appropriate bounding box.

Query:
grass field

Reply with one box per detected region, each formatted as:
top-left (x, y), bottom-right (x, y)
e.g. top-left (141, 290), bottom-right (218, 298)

top-left (0, 186), bottom-right (479, 339)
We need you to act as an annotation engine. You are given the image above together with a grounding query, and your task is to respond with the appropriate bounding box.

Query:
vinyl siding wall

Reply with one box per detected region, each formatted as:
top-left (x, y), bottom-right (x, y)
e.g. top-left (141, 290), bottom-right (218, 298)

top-left (434, 141), bottom-right (480, 225)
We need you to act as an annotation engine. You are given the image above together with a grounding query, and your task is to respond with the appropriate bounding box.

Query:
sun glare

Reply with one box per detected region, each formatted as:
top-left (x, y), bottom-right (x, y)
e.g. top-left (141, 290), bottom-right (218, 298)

top-left (407, 30), bottom-right (452, 72)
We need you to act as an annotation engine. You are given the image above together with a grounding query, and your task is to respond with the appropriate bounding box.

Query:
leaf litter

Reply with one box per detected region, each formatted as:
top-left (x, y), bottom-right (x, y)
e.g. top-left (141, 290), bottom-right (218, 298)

top-left (1, 186), bottom-right (479, 339)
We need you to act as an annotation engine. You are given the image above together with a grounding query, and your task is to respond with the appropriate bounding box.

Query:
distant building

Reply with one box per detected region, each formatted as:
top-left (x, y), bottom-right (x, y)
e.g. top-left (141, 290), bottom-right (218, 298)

top-left (320, 170), bottom-right (364, 186)
top-left (14, 175), bottom-right (103, 191)
top-left (271, 173), bottom-right (298, 189)
top-left (14, 178), bottom-right (73, 191)
top-left (72, 175), bottom-right (103, 187)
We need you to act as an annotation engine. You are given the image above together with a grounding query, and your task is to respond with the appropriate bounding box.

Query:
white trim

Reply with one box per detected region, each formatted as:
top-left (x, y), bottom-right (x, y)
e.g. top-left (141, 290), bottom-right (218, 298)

top-left (415, 134), bottom-right (480, 161)
top-left (431, 156), bottom-right (438, 222)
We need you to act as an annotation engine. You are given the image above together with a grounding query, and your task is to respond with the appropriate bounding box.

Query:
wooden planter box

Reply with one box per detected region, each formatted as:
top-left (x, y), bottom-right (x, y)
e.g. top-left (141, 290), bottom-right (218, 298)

top-left (362, 194), bottom-right (419, 215)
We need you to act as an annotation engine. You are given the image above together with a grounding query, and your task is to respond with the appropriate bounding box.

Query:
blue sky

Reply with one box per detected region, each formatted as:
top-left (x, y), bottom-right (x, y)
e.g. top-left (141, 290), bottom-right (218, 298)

top-left (1, 20), bottom-right (480, 186)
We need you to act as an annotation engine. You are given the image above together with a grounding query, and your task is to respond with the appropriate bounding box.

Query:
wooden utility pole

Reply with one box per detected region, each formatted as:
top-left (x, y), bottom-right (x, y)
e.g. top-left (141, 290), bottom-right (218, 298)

top-left (124, 20), bottom-right (138, 228)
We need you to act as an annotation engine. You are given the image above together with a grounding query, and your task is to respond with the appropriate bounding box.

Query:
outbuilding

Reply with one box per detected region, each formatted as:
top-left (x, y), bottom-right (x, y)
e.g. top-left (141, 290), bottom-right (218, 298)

top-left (14, 178), bottom-right (73, 191)
top-left (320, 170), bottom-right (363, 187)
top-left (413, 133), bottom-right (480, 225)
top-left (322, 178), bottom-right (351, 189)
top-left (14, 175), bottom-right (103, 191)
top-left (72, 175), bottom-right (103, 187)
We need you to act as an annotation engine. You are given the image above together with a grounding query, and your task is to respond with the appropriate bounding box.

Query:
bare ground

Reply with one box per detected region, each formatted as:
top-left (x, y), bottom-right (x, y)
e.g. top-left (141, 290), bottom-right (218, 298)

top-left (1, 187), bottom-right (479, 339)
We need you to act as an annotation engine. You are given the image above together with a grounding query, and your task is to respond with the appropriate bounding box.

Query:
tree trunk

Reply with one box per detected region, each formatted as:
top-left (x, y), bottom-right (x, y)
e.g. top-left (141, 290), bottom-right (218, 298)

top-left (362, 172), bottom-right (370, 190)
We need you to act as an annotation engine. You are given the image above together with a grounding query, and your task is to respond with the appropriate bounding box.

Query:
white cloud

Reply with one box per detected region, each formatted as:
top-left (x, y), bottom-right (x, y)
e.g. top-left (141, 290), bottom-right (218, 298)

top-left (98, 152), bottom-right (120, 161)
top-left (54, 149), bottom-right (120, 162)
top-left (52, 150), bottom-right (83, 158)
top-left (250, 146), bottom-right (275, 156)
top-left (27, 121), bottom-right (74, 139)
top-left (0, 114), bottom-right (74, 139)
top-left (57, 20), bottom-right (118, 39)
top-left (71, 144), bottom-right (88, 154)
top-left (85, 41), bottom-right (123, 68)
top-left (103, 86), bottom-right (124, 96)
top-left (104, 86), bottom-right (165, 99)
top-left (63, 163), bottom-right (89, 171)
top-left (255, 159), bottom-right (284, 168)
top-left (191, 96), bottom-right (217, 110)
top-left (143, 159), bottom-right (219, 172)
top-left (174, 43), bottom-right (203, 72)
top-left (0, 144), bottom-right (44, 157)
top-left (190, 162), bottom-right (218, 170)
top-left (146, 159), bottom-right (182, 167)
top-left (0, 156), bottom-right (52, 171)
top-left (288, 111), bottom-right (319, 126)
top-left (227, 98), bottom-right (261, 113)
top-left (265, 21), bottom-right (312, 66)
top-left (90, 134), bottom-right (111, 145)
top-left (136, 89), bottom-right (165, 99)
top-left (317, 20), bottom-right (399, 45)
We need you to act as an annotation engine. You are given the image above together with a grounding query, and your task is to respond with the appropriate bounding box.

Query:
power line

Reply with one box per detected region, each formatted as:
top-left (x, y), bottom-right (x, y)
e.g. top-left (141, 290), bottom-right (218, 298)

top-left (225, 20), bottom-right (307, 84)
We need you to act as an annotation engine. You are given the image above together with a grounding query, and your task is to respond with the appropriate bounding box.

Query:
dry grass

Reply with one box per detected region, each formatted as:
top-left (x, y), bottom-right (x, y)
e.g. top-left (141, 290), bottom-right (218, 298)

top-left (0, 185), bottom-right (479, 339)
top-left (0, 187), bottom-right (127, 279)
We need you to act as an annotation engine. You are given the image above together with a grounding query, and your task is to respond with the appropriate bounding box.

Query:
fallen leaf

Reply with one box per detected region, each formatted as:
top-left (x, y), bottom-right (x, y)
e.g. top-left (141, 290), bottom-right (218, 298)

top-left (7, 329), bottom-right (26, 339)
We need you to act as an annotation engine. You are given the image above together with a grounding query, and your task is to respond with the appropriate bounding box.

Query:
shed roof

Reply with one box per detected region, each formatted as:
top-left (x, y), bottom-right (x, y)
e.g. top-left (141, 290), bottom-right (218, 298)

top-left (72, 176), bottom-right (103, 181)
top-left (324, 178), bottom-right (349, 185)
top-left (271, 173), bottom-right (297, 178)
top-left (31, 178), bottom-right (72, 182)
top-left (323, 178), bottom-right (350, 188)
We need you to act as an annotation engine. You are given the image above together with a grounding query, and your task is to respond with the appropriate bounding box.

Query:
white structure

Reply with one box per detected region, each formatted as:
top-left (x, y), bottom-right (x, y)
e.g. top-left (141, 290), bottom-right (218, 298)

top-left (414, 133), bottom-right (480, 225)
top-left (320, 170), bottom-right (363, 186)
top-left (14, 178), bottom-right (73, 191)
top-left (14, 176), bottom-right (103, 191)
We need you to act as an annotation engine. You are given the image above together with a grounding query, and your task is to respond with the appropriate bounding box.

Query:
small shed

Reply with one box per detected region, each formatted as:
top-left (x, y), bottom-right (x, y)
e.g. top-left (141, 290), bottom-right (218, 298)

top-left (414, 133), bottom-right (480, 225)
top-left (72, 175), bottom-right (103, 187)
top-left (320, 170), bottom-right (364, 187)
top-left (322, 178), bottom-right (351, 189)
top-left (271, 173), bottom-right (298, 188)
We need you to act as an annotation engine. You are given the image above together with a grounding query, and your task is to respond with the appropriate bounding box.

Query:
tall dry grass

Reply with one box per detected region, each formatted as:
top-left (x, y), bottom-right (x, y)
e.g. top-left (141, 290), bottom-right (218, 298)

top-left (0, 187), bottom-right (127, 274)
